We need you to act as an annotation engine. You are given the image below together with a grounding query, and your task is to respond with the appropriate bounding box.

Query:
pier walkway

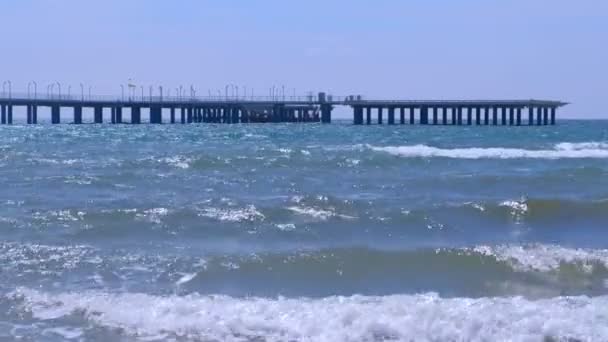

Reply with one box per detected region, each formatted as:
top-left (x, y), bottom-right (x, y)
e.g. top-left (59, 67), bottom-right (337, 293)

top-left (0, 92), bottom-right (567, 126)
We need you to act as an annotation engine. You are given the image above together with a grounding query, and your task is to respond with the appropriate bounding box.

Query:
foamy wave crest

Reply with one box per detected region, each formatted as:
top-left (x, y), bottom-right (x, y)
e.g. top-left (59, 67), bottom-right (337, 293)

top-left (11, 288), bottom-right (608, 341)
top-left (371, 141), bottom-right (608, 159)
top-left (198, 205), bottom-right (265, 222)
top-left (473, 244), bottom-right (608, 272)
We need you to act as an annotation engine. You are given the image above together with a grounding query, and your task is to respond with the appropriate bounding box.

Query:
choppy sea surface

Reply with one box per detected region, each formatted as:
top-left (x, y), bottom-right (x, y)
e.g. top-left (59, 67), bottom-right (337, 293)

top-left (1, 120), bottom-right (608, 341)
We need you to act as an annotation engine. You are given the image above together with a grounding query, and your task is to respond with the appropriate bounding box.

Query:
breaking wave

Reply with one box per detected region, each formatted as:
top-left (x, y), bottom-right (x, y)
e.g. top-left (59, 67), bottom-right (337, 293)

top-left (6, 288), bottom-right (608, 341)
top-left (370, 141), bottom-right (608, 159)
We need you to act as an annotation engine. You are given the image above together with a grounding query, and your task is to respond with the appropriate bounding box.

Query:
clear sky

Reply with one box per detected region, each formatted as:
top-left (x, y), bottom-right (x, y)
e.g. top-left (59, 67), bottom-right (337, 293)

top-left (1, 0), bottom-right (606, 118)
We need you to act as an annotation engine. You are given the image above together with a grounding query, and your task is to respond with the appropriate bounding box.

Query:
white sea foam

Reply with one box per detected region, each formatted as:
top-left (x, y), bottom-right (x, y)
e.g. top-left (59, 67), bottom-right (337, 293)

top-left (198, 205), bottom-right (265, 222)
top-left (287, 206), bottom-right (336, 220)
top-left (371, 141), bottom-right (608, 159)
top-left (473, 244), bottom-right (608, 272)
top-left (11, 288), bottom-right (608, 341)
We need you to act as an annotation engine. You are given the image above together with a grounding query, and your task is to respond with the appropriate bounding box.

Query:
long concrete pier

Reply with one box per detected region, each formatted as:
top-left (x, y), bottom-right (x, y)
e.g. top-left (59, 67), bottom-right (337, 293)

top-left (0, 92), bottom-right (566, 126)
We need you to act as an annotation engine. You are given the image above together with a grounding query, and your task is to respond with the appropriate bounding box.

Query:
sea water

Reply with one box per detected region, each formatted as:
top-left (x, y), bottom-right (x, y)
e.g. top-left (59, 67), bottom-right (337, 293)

top-left (1, 120), bottom-right (608, 341)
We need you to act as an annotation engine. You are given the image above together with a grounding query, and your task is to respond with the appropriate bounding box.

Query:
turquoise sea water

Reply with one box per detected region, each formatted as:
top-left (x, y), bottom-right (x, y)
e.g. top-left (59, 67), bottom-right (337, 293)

top-left (1, 120), bottom-right (608, 341)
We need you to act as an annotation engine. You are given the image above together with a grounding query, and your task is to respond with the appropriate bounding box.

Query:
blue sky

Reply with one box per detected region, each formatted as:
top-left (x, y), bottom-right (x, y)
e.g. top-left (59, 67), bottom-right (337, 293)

top-left (1, 0), bottom-right (606, 117)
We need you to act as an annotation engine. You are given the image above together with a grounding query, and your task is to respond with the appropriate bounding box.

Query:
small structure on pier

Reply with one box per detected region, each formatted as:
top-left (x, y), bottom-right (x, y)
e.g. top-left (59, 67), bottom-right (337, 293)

top-left (0, 91), bottom-right (566, 126)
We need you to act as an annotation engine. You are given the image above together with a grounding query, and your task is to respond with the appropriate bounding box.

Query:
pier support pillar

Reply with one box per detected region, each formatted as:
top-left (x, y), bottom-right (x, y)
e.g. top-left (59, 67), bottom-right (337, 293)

top-left (509, 107), bottom-right (514, 126)
top-left (111, 107), bottom-right (116, 124)
top-left (366, 107), bottom-right (372, 125)
top-left (516, 108), bottom-right (521, 126)
top-left (32, 106), bottom-right (38, 124)
top-left (388, 107), bottom-right (395, 125)
top-left (321, 104), bottom-right (332, 124)
top-left (501, 107), bottom-right (507, 125)
top-left (484, 107), bottom-right (489, 125)
top-left (537, 107), bottom-right (543, 126)
top-left (475, 107), bottom-right (481, 125)
top-left (400, 108), bottom-right (406, 124)
top-left (51, 106), bottom-right (60, 124)
top-left (432, 107), bottom-right (438, 125)
top-left (543, 107), bottom-right (549, 125)
top-left (7, 105), bottom-right (12, 124)
top-left (116, 107), bottom-right (122, 124)
top-left (550, 107), bottom-right (556, 125)
top-left (529, 107), bottom-right (534, 126)
top-left (421, 106), bottom-right (429, 125)
top-left (492, 107), bottom-right (498, 125)
top-left (187, 107), bottom-right (193, 123)
top-left (354, 107), bottom-right (364, 125)
top-left (132, 106), bottom-right (141, 124)
top-left (170, 108), bottom-right (175, 123)
top-left (442, 107), bottom-right (447, 125)
top-left (451, 108), bottom-right (457, 125)
top-left (377, 107), bottom-right (383, 124)
top-left (232, 108), bottom-right (239, 123)
top-left (94, 106), bottom-right (103, 124)
top-left (74, 106), bottom-right (83, 124)
top-left (0, 105), bottom-right (5, 124)
top-left (180, 108), bottom-right (186, 124)
top-left (410, 107), bottom-right (415, 124)
top-left (467, 107), bottom-right (472, 125)
top-left (150, 106), bottom-right (162, 124)
top-left (27, 105), bottom-right (32, 124)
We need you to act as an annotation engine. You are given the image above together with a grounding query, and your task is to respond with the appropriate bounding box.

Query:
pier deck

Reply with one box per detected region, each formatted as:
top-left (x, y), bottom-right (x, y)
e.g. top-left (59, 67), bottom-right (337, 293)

top-left (0, 92), bottom-right (567, 126)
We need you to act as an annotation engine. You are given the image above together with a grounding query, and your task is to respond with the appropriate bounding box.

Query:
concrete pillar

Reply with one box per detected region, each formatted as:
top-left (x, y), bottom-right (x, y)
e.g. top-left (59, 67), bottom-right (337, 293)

top-left (241, 108), bottom-right (249, 123)
top-left (32, 105), bottom-right (38, 124)
top-left (529, 107), bottom-right (534, 126)
top-left (74, 106), bottom-right (83, 124)
top-left (475, 107), bottom-right (481, 125)
top-left (516, 108), bottom-right (522, 126)
top-left (492, 107), bottom-right (498, 125)
top-left (467, 107), bottom-right (472, 125)
top-left (442, 107), bottom-right (447, 125)
top-left (543, 107), bottom-right (549, 125)
top-left (451, 107), bottom-right (457, 125)
top-left (457, 107), bottom-right (462, 125)
top-left (321, 104), bottom-right (332, 123)
top-left (501, 107), bottom-right (507, 125)
top-left (187, 107), bottom-right (193, 123)
top-left (27, 105), bottom-right (32, 124)
top-left (509, 107), bottom-right (514, 126)
top-left (550, 107), bottom-right (556, 125)
top-left (51, 106), bottom-right (60, 124)
top-left (132, 106), bottom-right (141, 124)
top-left (388, 107), bottom-right (395, 125)
top-left (94, 106), bottom-right (103, 123)
top-left (421, 106), bottom-right (429, 125)
top-left (232, 108), bottom-right (239, 123)
top-left (433, 107), bottom-right (438, 125)
top-left (377, 107), bottom-right (383, 124)
top-left (537, 107), bottom-right (542, 126)
top-left (1, 105), bottom-right (5, 124)
top-left (400, 108), bottom-right (405, 124)
top-left (7, 105), bottom-right (12, 124)
top-left (150, 106), bottom-right (162, 124)
top-left (354, 107), bottom-right (363, 125)
top-left (111, 107), bottom-right (116, 124)
top-left (484, 107), bottom-right (489, 125)
top-left (366, 107), bottom-right (372, 125)
top-left (116, 107), bottom-right (122, 124)
top-left (170, 108), bottom-right (175, 123)
top-left (180, 108), bottom-right (186, 124)
top-left (410, 107), bottom-right (415, 124)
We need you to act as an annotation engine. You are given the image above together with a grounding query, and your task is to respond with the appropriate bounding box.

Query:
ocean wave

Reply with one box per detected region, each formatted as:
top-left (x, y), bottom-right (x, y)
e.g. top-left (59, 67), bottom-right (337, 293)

top-left (370, 141), bottom-right (608, 159)
top-left (197, 205), bottom-right (265, 222)
top-left (8, 288), bottom-right (608, 341)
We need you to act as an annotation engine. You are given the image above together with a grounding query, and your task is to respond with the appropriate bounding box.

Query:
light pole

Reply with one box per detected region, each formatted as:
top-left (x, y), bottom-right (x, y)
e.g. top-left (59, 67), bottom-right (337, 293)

top-left (2, 81), bottom-right (11, 99)
top-left (56, 82), bottom-right (61, 99)
top-left (120, 85), bottom-right (124, 102)
top-left (80, 83), bottom-right (84, 101)
top-left (149, 86), bottom-right (153, 101)
top-left (88, 86), bottom-right (92, 100)
top-left (49, 84), bottom-right (55, 99)
top-left (68, 85), bottom-right (71, 98)
top-left (140, 86), bottom-right (144, 101)
top-left (159, 86), bottom-right (163, 102)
